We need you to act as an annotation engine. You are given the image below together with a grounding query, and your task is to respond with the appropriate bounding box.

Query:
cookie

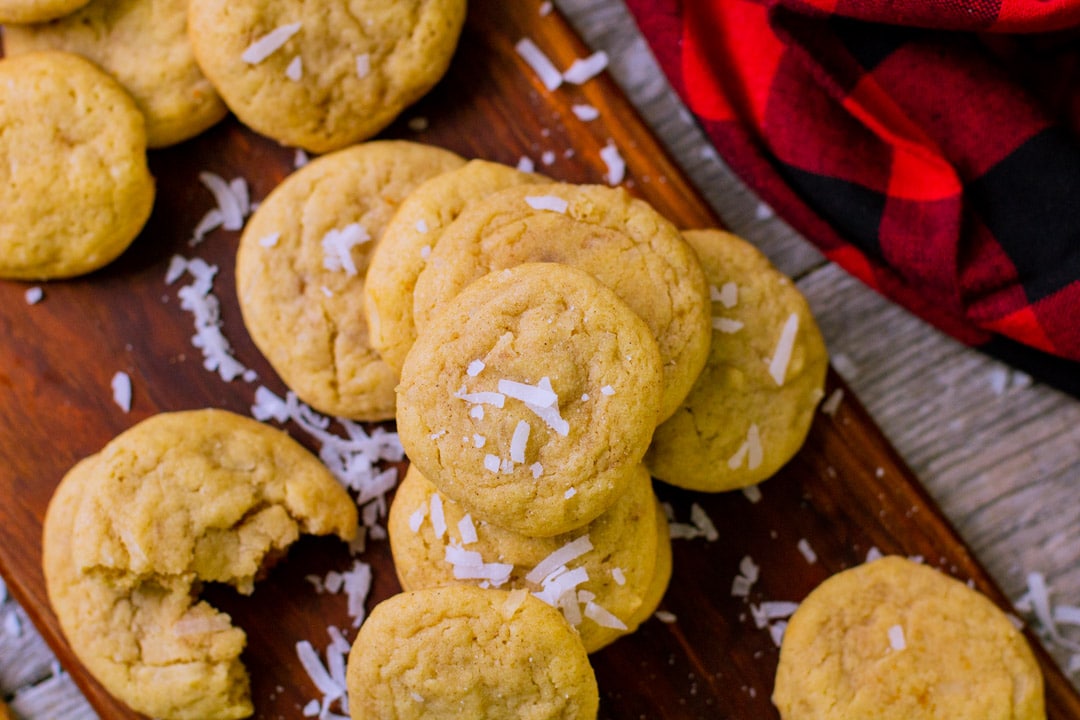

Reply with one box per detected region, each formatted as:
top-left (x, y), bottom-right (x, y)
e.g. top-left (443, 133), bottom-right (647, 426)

top-left (412, 182), bottom-right (712, 423)
top-left (3, 0), bottom-right (228, 148)
top-left (773, 556), bottom-right (1045, 720)
top-left (188, 0), bottom-right (466, 152)
top-left (647, 229), bottom-right (827, 491)
top-left (388, 463), bottom-right (663, 653)
top-left (625, 498), bottom-right (673, 631)
top-left (364, 159), bottom-right (545, 374)
top-left (43, 409), bottom-right (358, 720)
top-left (397, 262), bottom-right (664, 537)
top-left (236, 140), bottom-right (464, 421)
top-left (0, 51), bottom-right (154, 280)
top-left (346, 585), bottom-right (599, 720)
top-left (0, 0), bottom-right (89, 23)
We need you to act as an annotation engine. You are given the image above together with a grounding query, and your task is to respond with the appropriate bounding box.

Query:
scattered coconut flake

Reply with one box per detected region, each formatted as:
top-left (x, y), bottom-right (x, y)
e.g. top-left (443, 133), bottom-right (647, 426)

top-left (728, 442), bottom-right (749, 470)
top-left (530, 462), bottom-right (543, 478)
top-left (571, 104), bottom-right (600, 121)
top-left (759, 601), bottom-right (799, 620)
top-left (525, 195), bottom-right (569, 213)
top-left (467, 359), bottom-right (485, 376)
top-left (742, 485), bottom-right (762, 504)
top-left (533, 566), bottom-right (590, 607)
top-left (165, 255), bottom-right (188, 284)
top-left (768, 313), bottom-right (800, 385)
top-left (243, 22), bottom-right (302, 64)
top-left (303, 699), bottom-right (320, 716)
top-left (322, 223), bottom-right (371, 276)
top-left (712, 318), bottom-right (744, 333)
top-left (500, 378), bottom-right (557, 407)
top-left (321, 285), bottom-right (333, 298)
top-left (341, 561), bottom-right (373, 627)
top-left (408, 116), bottom-right (429, 132)
top-left (455, 386), bottom-right (506, 407)
top-left (1054, 605), bottom-right (1080, 627)
top-left (746, 424), bottom-right (763, 470)
top-left (111, 371), bottom-right (132, 413)
top-left (541, 150), bottom-right (556, 166)
top-left (866, 546), bottom-right (884, 563)
top-left (717, 281), bottom-right (738, 308)
top-left (539, 0), bottom-right (553, 15)
top-left (611, 568), bottom-right (626, 586)
top-left (408, 504), bottom-right (426, 533)
top-left (285, 55), bottom-right (303, 81)
top-left (580, 393), bottom-right (590, 401)
top-left (563, 50), bottom-right (609, 84)
top-left (653, 610), bottom-right (677, 624)
top-left (4, 610), bottom-right (22, 639)
top-left (446, 543), bottom-right (512, 586)
top-left (259, 232), bottom-right (281, 248)
top-left (429, 494), bottom-right (447, 539)
top-left (740, 555), bottom-right (760, 584)
top-left (516, 156), bottom-right (535, 173)
top-left (755, 202), bottom-right (774, 220)
top-left (171, 258), bottom-right (249, 382)
top-left (585, 601), bottom-right (627, 630)
top-left (527, 536), bottom-right (593, 584)
top-left (483, 454), bottom-right (501, 473)
top-left (515, 37), bottom-right (563, 91)
top-left (509, 420), bottom-right (531, 463)
top-left (251, 385), bottom-right (290, 422)
top-left (296, 639), bottom-right (345, 701)
top-left (198, 172), bottom-right (245, 231)
top-left (502, 588), bottom-right (530, 618)
top-left (689, 504), bottom-right (719, 541)
top-left (24, 287), bottom-right (43, 305)
top-left (797, 538), bottom-right (818, 564)
top-left (189, 208), bottom-right (224, 246)
top-left (294, 148), bottom-right (309, 168)
top-left (769, 620), bottom-right (787, 647)
top-left (600, 141), bottom-right (625, 185)
top-left (458, 514), bottom-right (478, 545)
top-left (821, 388), bottom-right (844, 417)
top-left (1025, 572), bottom-right (1062, 646)
top-left (470, 405), bottom-right (485, 420)
top-left (888, 624), bottom-right (906, 651)
top-left (355, 53), bottom-right (371, 78)
top-left (600, 384), bottom-right (615, 396)
top-left (419, 244), bottom-right (432, 260)
top-left (564, 487), bottom-right (576, 499)
top-left (415, 219), bottom-right (429, 234)
top-left (526, 401), bottom-right (569, 436)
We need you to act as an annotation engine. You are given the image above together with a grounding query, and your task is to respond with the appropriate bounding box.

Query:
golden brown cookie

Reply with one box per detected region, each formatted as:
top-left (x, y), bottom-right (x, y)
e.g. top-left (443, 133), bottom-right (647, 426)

top-left (388, 463), bottom-right (662, 653)
top-left (236, 140), bottom-right (464, 421)
top-left (0, 51), bottom-right (154, 280)
top-left (412, 182), bottom-right (712, 423)
top-left (397, 262), bottom-right (664, 537)
top-left (43, 409), bottom-right (357, 720)
top-left (346, 585), bottom-right (599, 720)
top-left (188, 0), bottom-right (466, 152)
top-left (0, 0), bottom-right (88, 23)
top-left (364, 159), bottom-right (546, 374)
top-left (4, 0), bottom-right (228, 148)
top-left (647, 229), bottom-right (827, 491)
top-left (773, 556), bottom-right (1045, 720)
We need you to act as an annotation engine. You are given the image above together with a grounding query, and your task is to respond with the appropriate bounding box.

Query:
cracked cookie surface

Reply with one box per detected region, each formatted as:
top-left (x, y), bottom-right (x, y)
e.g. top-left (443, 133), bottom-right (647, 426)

top-left (188, 0), bottom-right (466, 152)
top-left (346, 585), bottom-right (599, 720)
top-left (235, 140), bottom-right (464, 420)
top-left (0, 51), bottom-right (154, 280)
top-left (646, 229), bottom-right (828, 491)
top-left (397, 262), bottom-right (663, 537)
top-left (3, 0), bottom-right (227, 148)
top-left (42, 409), bottom-right (357, 720)
top-left (412, 182), bottom-right (712, 423)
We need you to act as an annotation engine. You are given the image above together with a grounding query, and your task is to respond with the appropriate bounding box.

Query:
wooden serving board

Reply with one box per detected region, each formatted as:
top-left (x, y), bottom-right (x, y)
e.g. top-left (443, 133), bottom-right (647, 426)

top-left (2, 2), bottom-right (1079, 718)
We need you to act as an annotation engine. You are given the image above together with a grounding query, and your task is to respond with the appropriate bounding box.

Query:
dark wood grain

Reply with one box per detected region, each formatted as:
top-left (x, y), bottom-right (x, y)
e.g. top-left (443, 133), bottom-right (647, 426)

top-left (1, 1), bottom-right (1078, 718)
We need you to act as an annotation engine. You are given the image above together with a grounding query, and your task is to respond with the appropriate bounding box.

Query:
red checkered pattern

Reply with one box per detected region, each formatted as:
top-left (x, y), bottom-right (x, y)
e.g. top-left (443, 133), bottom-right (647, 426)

top-left (627, 0), bottom-right (1080, 397)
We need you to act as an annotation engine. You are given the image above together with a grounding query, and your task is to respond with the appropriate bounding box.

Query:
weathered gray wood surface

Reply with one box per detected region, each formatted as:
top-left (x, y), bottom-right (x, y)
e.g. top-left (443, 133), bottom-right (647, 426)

top-left (1, 0), bottom-right (1077, 716)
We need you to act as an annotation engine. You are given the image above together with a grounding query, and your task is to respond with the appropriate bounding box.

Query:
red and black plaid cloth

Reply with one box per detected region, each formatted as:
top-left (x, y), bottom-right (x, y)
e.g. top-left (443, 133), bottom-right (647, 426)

top-left (625, 0), bottom-right (1080, 398)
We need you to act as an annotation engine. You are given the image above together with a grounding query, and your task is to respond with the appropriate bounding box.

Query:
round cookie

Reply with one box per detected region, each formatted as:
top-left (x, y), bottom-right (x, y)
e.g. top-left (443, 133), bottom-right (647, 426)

top-left (388, 463), bottom-right (661, 653)
top-left (236, 141), bottom-right (464, 421)
top-left (412, 182), bottom-right (712, 423)
top-left (0, 51), bottom-right (154, 280)
top-left (43, 409), bottom-right (358, 720)
top-left (346, 585), bottom-right (599, 720)
top-left (397, 262), bottom-right (664, 537)
top-left (773, 556), bottom-right (1045, 720)
top-left (188, 0), bottom-right (466, 153)
top-left (364, 159), bottom-right (546, 374)
top-left (0, 0), bottom-right (89, 23)
top-left (3, 0), bottom-right (228, 148)
top-left (646, 229), bottom-right (827, 491)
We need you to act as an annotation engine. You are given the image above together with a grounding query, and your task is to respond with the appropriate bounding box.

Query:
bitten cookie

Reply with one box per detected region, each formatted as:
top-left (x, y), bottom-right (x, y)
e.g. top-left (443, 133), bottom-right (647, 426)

top-left (412, 182), bottom-right (712, 423)
top-left (647, 229), bottom-right (827, 491)
top-left (364, 159), bottom-right (545, 374)
top-left (773, 556), bottom-right (1045, 720)
top-left (397, 262), bottom-right (664, 537)
top-left (388, 463), bottom-right (664, 653)
top-left (43, 409), bottom-right (358, 720)
top-left (346, 585), bottom-right (599, 720)
top-left (236, 140), bottom-right (464, 421)
top-left (4, 0), bottom-right (228, 148)
top-left (0, 51), bottom-right (154, 280)
top-left (188, 0), bottom-right (466, 152)
top-left (0, 0), bottom-right (88, 23)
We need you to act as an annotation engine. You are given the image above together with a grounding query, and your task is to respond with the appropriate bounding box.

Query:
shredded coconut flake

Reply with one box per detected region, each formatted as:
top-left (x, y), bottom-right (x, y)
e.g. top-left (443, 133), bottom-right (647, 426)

top-left (499, 378), bottom-right (557, 407)
top-left (690, 503), bottom-right (719, 541)
top-left (355, 53), bottom-right (371, 78)
top-left (24, 287), bottom-right (43, 305)
top-left (769, 620), bottom-right (787, 647)
top-left (539, 0), bottom-right (553, 15)
top-left (408, 116), bottom-right (429, 132)
top-left (742, 485), bottom-right (762, 504)
top-left (563, 50), bottom-right (609, 84)
top-left (408, 504), bottom-right (426, 533)
top-left (600, 384), bottom-right (615, 396)
top-left (455, 386), bottom-right (506, 407)
top-left (428, 493), bottom-right (447, 539)
top-left (111, 371), bottom-right (132, 413)
top-left (243, 22), bottom-right (302, 64)
top-left (509, 420), bottom-right (530, 463)
top-left (712, 317), bottom-right (744, 334)
top-left (747, 424), bottom-right (763, 470)
top-left (530, 462), bottom-right (543, 478)
top-left (888, 624), bottom-right (906, 651)
top-left (564, 487), bottom-right (576, 499)
top-left (655, 610), bottom-right (678, 624)
top-left (321, 223), bottom-right (371, 276)
top-left (198, 172), bottom-right (246, 232)
top-left (296, 639), bottom-right (345, 701)
top-left (584, 601), bottom-right (627, 630)
top-left (258, 232), bottom-right (281, 248)
top-left (821, 388), bottom-right (844, 417)
top-left (171, 258), bottom-right (249, 382)
top-left (294, 148), bottom-right (309, 168)
top-left (611, 568), bottom-right (626, 586)
top-left (285, 55), bottom-right (303, 81)
top-left (599, 142), bottom-right (625, 185)
top-left (415, 218), bottom-right (429, 234)
top-left (718, 282), bottom-right (738, 308)
top-left (516, 156), bottom-right (535, 173)
top-left (866, 546), bottom-right (884, 563)
top-left (797, 538), bottom-right (818, 564)
top-left (768, 313), bottom-right (800, 385)
top-left (483, 454), bottom-right (501, 473)
top-left (571, 103), bottom-right (600, 121)
top-left (515, 37), bottom-right (563, 91)
top-left (458, 514), bottom-right (478, 545)
top-left (524, 195), bottom-right (569, 213)
top-left (467, 359), bottom-right (485, 376)
top-left (527, 536), bottom-right (593, 584)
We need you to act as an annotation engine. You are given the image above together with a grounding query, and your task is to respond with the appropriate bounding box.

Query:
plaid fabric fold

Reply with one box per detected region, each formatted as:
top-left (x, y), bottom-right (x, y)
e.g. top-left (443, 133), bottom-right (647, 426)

top-left (625, 0), bottom-right (1080, 397)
